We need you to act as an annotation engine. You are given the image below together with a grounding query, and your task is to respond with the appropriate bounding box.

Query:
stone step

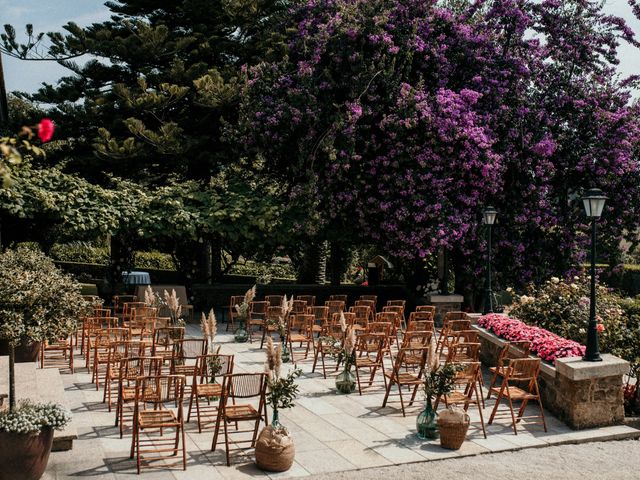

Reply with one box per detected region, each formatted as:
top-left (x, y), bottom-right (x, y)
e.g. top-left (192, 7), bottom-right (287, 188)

top-left (0, 356), bottom-right (77, 451)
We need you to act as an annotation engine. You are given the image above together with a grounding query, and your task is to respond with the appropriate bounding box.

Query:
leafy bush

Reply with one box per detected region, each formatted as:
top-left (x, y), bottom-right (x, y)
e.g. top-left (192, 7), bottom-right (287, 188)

top-left (49, 242), bottom-right (176, 270)
top-left (508, 276), bottom-right (628, 359)
top-left (0, 248), bottom-right (86, 345)
top-left (230, 260), bottom-right (295, 279)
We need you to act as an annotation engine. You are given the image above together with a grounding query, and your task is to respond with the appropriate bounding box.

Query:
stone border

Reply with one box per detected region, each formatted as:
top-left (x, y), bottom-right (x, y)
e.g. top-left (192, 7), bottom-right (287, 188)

top-left (473, 325), bottom-right (628, 430)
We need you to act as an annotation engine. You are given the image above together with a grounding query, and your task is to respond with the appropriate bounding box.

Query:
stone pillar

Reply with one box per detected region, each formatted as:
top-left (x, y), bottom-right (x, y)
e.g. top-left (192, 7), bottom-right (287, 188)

top-left (553, 355), bottom-right (628, 429)
top-left (427, 294), bottom-right (463, 324)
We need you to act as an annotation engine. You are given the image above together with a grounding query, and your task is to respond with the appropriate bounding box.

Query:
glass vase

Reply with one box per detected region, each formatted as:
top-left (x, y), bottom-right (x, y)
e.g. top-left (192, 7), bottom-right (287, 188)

top-left (335, 367), bottom-right (356, 394)
top-left (280, 336), bottom-right (291, 363)
top-left (416, 399), bottom-right (439, 440)
top-left (272, 409), bottom-right (282, 429)
top-left (234, 319), bottom-right (249, 343)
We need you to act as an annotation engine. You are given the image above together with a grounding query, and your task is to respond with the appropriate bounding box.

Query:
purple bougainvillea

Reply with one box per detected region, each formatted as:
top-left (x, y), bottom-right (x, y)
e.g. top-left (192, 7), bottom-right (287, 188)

top-left (234, 0), bottom-right (640, 291)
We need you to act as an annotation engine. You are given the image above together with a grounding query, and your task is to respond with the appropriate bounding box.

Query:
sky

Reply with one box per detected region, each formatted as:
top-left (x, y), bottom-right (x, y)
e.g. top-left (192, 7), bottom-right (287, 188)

top-left (1, 0), bottom-right (640, 95)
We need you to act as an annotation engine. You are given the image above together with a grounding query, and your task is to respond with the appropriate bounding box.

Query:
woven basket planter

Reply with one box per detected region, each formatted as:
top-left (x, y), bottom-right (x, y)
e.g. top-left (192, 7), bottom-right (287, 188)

top-left (255, 426), bottom-right (295, 472)
top-left (437, 407), bottom-right (470, 450)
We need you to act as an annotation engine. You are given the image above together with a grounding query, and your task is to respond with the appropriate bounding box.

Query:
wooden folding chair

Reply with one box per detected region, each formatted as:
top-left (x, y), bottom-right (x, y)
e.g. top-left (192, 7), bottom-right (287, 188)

top-left (247, 301), bottom-right (268, 343)
top-left (325, 300), bottom-right (345, 318)
top-left (382, 347), bottom-right (428, 416)
top-left (227, 295), bottom-right (244, 332)
top-left (353, 334), bottom-right (385, 394)
top-left (152, 327), bottom-right (185, 362)
top-left (407, 319), bottom-right (435, 333)
top-left (308, 306), bottom-right (329, 336)
top-left (92, 328), bottom-right (130, 388)
top-left (170, 339), bottom-right (208, 387)
top-left (437, 319), bottom-right (471, 356)
top-left (260, 305), bottom-right (284, 348)
top-left (486, 341), bottom-right (531, 399)
top-left (383, 304), bottom-right (406, 330)
top-left (296, 295), bottom-right (316, 307)
top-left (488, 358), bottom-right (547, 435)
top-left (116, 356), bottom-right (163, 438)
top-left (265, 295), bottom-right (283, 307)
top-left (187, 354), bottom-right (234, 432)
top-left (312, 322), bottom-right (343, 378)
top-left (291, 300), bottom-right (308, 314)
top-left (415, 305), bottom-right (435, 315)
top-left (103, 340), bottom-right (150, 408)
top-left (435, 362), bottom-right (487, 438)
top-left (211, 373), bottom-right (268, 466)
top-left (355, 299), bottom-right (376, 315)
top-left (349, 305), bottom-right (372, 332)
top-left (288, 314), bottom-right (315, 363)
top-left (129, 375), bottom-right (187, 473)
top-left (40, 335), bottom-right (74, 372)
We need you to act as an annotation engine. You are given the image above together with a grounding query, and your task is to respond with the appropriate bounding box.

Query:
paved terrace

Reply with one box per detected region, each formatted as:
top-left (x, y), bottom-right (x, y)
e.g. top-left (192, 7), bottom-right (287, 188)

top-left (42, 325), bottom-right (640, 479)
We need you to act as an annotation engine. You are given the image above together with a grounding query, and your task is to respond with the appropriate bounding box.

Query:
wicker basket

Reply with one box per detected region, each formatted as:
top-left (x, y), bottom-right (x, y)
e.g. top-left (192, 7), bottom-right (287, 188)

top-left (255, 426), bottom-right (295, 472)
top-left (437, 407), bottom-right (470, 450)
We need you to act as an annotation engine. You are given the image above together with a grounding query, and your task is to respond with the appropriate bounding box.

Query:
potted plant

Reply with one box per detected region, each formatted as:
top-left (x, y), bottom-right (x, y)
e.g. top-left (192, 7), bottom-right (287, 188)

top-left (0, 248), bottom-right (83, 480)
top-left (234, 285), bottom-right (255, 343)
top-left (255, 337), bottom-right (301, 472)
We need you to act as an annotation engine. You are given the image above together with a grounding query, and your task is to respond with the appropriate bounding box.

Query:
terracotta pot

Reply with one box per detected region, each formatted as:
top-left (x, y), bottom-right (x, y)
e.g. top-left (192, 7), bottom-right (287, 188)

top-left (0, 427), bottom-right (54, 480)
top-left (0, 339), bottom-right (41, 363)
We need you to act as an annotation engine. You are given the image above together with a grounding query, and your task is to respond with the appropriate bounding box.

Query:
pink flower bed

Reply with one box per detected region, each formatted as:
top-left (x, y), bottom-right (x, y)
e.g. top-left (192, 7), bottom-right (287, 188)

top-left (477, 313), bottom-right (585, 364)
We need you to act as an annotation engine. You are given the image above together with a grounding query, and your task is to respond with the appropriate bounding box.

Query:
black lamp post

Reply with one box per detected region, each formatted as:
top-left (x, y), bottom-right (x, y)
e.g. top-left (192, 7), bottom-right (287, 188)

top-left (582, 188), bottom-right (607, 362)
top-left (482, 206), bottom-right (498, 315)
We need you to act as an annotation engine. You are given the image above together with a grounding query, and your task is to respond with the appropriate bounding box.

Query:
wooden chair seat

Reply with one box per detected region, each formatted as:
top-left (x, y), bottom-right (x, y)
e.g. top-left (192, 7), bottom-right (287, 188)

top-left (355, 357), bottom-right (378, 368)
top-left (196, 383), bottom-right (223, 397)
top-left (223, 404), bottom-right (261, 421)
top-left (172, 364), bottom-right (197, 376)
top-left (490, 385), bottom-right (538, 401)
top-left (289, 333), bottom-right (307, 343)
top-left (121, 386), bottom-right (137, 401)
top-left (138, 409), bottom-right (179, 428)
top-left (385, 371), bottom-right (421, 384)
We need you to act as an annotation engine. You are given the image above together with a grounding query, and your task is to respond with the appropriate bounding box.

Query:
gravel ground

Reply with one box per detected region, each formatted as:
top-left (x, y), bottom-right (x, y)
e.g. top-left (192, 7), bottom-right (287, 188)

top-left (309, 439), bottom-right (640, 480)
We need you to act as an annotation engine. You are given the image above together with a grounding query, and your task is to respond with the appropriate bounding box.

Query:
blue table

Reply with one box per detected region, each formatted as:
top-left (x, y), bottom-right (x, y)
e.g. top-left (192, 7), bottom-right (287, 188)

top-left (122, 271), bottom-right (151, 285)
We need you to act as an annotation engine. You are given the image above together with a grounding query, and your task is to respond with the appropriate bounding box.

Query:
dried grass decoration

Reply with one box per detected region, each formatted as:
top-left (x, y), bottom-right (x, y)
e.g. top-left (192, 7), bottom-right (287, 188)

top-left (255, 337), bottom-right (301, 472)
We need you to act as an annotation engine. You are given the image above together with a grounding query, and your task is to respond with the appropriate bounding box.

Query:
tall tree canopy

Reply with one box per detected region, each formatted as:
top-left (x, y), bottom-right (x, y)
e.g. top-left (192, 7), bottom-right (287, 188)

top-left (235, 0), bottom-right (640, 296)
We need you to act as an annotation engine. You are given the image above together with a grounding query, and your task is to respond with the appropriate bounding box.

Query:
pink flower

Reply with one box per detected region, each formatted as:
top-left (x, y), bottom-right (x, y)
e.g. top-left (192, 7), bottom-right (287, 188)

top-left (37, 118), bottom-right (55, 143)
top-left (596, 323), bottom-right (605, 333)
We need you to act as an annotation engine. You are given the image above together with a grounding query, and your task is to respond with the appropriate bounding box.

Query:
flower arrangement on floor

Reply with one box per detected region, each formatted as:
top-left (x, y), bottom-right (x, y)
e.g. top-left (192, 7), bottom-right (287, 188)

top-left (267, 295), bottom-right (293, 363)
top-left (201, 309), bottom-right (222, 383)
top-left (478, 313), bottom-right (585, 363)
top-left (334, 313), bottom-right (357, 394)
top-left (255, 337), bottom-right (301, 472)
top-left (164, 288), bottom-right (184, 325)
top-left (417, 336), bottom-right (461, 440)
top-left (234, 285), bottom-right (256, 342)
top-left (143, 285), bottom-right (163, 309)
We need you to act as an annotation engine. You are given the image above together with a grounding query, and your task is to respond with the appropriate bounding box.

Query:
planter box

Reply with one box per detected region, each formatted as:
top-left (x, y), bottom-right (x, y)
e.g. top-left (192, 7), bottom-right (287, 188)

top-left (473, 325), bottom-right (629, 429)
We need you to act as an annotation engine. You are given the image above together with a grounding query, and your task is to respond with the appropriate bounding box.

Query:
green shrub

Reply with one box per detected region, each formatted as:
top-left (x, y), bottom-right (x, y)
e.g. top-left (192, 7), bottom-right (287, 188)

top-left (135, 251), bottom-right (176, 271)
top-left (49, 242), bottom-right (175, 270)
top-left (229, 260), bottom-right (295, 279)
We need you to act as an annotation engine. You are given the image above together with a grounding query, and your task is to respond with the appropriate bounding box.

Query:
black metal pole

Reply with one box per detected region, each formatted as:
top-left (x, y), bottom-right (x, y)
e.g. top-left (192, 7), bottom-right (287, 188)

top-left (483, 224), bottom-right (493, 314)
top-left (584, 218), bottom-right (602, 361)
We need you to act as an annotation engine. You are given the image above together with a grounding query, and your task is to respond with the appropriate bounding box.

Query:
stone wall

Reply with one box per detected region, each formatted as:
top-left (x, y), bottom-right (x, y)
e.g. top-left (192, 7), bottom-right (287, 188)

top-left (474, 325), bottom-right (628, 430)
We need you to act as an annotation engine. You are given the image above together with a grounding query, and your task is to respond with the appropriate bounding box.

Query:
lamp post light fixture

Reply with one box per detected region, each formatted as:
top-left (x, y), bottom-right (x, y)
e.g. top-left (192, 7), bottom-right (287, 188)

top-left (582, 188), bottom-right (607, 362)
top-left (482, 206), bottom-right (498, 315)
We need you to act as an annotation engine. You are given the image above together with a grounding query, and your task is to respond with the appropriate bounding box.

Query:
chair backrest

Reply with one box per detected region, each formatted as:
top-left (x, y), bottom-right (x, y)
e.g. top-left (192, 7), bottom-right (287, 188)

top-left (359, 295), bottom-right (377, 303)
top-left (290, 314), bottom-right (314, 335)
top-left (113, 295), bottom-right (137, 312)
top-left (132, 306), bottom-right (157, 320)
top-left (375, 311), bottom-right (398, 324)
top-left (329, 294), bottom-right (348, 303)
top-left (393, 347), bottom-right (428, 372)
top-left (308, 306), bottom-right (329, 323)
top-left (291, 300), bottom-right (308, 314)
top-left (296, 295), bottom-right (316, 307)
top-left (453, 329), bottom-right (479, 344)
top-left (265, 295), bottom-right (283, 307)
top-left (408, 320), bottom-right (434, 332)
top-left (119, 356), bottom-right (163, 382)
top-left (366, 321), bottom-right (392, 337)
top-left (355, 299), bottom-right (376, 313)
top-left (415, 305), bottom-right (435, 314)
top-left (387, 300), bottom-right (406, 308)
top-left (355, 334), bottom-right (385, 358)
top-left (446, 342), bottom-right (481, 363)
top-left (350, 305), bottom-right (372, 320)
top-left (93, 308), bottom-right (112, 318)
top-left (500, 341), bottom-right (531, 363)
top-left (325, 300), bottom-right (345, 316)
top-left (194, 354), bottom-right (234, 383)
top-left (266, 306), bottom-right (284, 322)
top-left (96, 327), bottom-right (129, 345)
top-left (250, 301), bottom-right (269, 315)
top-left (136, 375), bottom-right (185, 406)
top-left (508, 357), bottom-right (541, 383)
top-left (409, 311), bottom-right (434, 324)
top-left (230, 295), bottom-right (245, 310)
top-left (401, 330), bottom-right (433, 349)
top-left (332, 312), bottom-right (355, 326)
top-left (447, 319), bottom-right (471, 332)
top-left (453, 361), bottom-right (482, 388)
top-left (153, 327), bottom-right (185, 351)
top-left (383, 305), bottom-right (404, 319)
top-left (224, 373), bottom-right (266, 399)
top-left (173, 338), bottom-right (207, 360)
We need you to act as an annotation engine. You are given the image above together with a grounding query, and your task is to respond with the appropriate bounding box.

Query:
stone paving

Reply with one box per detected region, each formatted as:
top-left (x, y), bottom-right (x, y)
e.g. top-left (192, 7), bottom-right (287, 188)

top-left (43, 325), bottom-right (640, 479)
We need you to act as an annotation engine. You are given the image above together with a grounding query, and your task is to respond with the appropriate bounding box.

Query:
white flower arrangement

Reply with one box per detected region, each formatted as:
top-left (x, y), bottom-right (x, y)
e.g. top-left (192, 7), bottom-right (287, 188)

top-left (0, 401), bottom-right (71, 434)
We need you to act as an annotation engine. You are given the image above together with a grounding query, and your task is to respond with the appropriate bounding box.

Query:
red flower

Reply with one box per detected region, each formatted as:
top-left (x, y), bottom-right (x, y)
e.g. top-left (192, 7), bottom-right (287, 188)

top-left (362, 281), bottom-right (369, 286)
top-left (596, 323), bottom-right (605, 333)
top-left (37, 118), bottom-right (55, 143)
